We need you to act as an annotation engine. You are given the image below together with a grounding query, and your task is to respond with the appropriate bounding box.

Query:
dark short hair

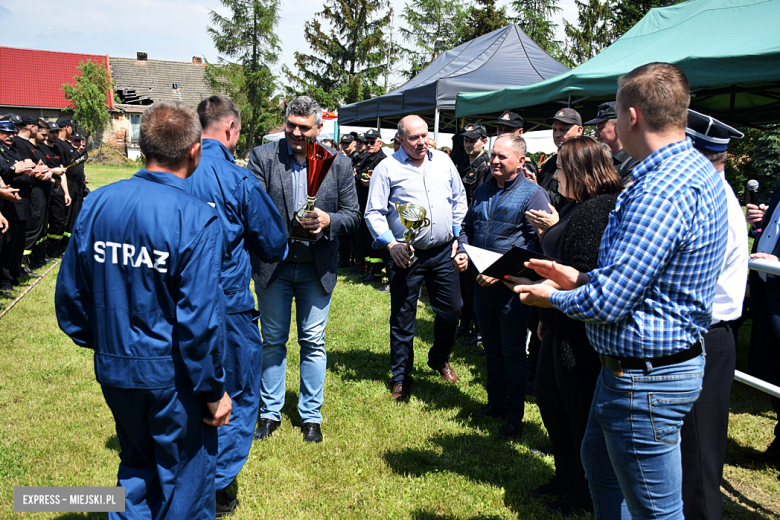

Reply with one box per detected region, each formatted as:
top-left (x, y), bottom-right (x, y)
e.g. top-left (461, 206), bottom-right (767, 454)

top-left (693, 145), bottom-right (727, 165)
top-left (617, 62), bottom-right (689, 133)
top-left (558, 136), bottom-right (623, 202)
top-left (139, 101), bottom-right (201, 168)
top-left (197, 96), bottom-right (240, 131)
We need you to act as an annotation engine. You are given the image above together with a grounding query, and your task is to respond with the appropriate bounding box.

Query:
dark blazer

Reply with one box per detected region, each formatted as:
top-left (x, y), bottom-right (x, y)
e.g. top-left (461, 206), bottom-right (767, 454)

top-left (247, 137), bottom-right (360, 294)
top-left (751, 177), bottom-right (780, 340)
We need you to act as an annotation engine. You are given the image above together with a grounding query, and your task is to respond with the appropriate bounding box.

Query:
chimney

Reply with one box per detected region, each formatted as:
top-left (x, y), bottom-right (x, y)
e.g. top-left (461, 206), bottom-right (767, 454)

top-left (136, 52), bottom-right (148, 62)
top-left (192, 56), bottom-right (203, 65)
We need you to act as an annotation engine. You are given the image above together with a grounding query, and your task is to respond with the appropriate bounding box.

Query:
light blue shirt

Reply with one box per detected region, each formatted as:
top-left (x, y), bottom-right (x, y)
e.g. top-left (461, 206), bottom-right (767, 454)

top-left (286, 142), bottom-right (308, 209)
top-left (365, 147), bottom-right (467, 251)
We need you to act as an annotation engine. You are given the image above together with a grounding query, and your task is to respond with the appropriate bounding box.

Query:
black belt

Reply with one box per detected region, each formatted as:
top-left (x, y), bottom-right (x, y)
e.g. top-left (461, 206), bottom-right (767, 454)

top-left (599, 341), bottom-right (702, 376)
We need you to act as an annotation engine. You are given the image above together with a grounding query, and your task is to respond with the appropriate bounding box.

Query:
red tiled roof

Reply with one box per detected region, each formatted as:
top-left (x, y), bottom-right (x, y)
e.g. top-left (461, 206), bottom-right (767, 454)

top-left (0, 46), bottom-right (114, 110)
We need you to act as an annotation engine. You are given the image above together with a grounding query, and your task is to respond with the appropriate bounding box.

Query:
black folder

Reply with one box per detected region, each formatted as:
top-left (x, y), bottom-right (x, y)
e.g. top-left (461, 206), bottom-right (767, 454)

top-left (479, 246), bottom-right (566, 280)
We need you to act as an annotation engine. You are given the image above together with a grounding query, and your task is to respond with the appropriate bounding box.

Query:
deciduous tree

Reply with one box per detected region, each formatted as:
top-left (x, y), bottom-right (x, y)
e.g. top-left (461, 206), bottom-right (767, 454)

top-left (62, 60), bottom-right (113, 141)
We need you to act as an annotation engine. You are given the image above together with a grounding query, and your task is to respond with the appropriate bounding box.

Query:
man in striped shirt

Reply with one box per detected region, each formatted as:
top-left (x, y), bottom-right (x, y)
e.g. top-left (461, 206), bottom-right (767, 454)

top-left (509, 63), bottom-right (727, 519)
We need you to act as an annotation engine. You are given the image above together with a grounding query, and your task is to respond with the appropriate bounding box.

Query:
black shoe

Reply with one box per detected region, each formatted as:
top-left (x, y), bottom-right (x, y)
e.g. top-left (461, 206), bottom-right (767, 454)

top-left (360, 272), bottom-right (375, 283)
top-left (528, 477), bottom-right (566, 500)
top-left (377, 283), bottom-right (390, 293)
top-left (302, 422), bottom-right (322, 443)
top-left (746, 439), bottom-right (780, 462)
top-left (253, 418), bottom-right (280, 441)
top-left (464, 334), bottom-right (482, 346)
top-left (546, 494), bottom-right (593, 516)
top-left (456, 324), bottom-right (472, 338)
top-left (215, 488), bottom-right (239, 518)
top-left (21, 265), bottom-right (39, 277)
top-left (469, 348), bottom-right (486, 356)
top-left (500, 418), bottom-right (523, 439)
top-left (470, 403), bottom-right (505, 420)
top-left (0, 290), bottom-right (12, 298)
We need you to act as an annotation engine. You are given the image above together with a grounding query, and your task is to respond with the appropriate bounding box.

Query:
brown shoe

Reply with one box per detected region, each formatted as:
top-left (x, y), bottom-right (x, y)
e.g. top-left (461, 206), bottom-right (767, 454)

top-left (427, 361), bottom-right (460, 382)
top-left (391, 382), bottom-right (411, 402)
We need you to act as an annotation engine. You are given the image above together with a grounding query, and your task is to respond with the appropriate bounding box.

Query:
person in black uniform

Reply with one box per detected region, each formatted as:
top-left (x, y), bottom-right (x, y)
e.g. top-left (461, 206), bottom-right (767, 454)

top-left (14, 115), bottom-right (52, 274)
top-left (64, 132), bottom-right (87, 243)
top-left (39, 121), bottom-right (72, 257)
top-left (337, 133), bottom-right (358, 269)
top-left (456, 123), bottom-right (491, 342)
top-left (0, 114), bottom-right (37, 288)
top-left (349, 132), bottom-right (369, 277)
top-left (339, 133), bottom-right (356, 157)
top-left (0, 117), bottom-right (26, 295)
top-left (354, 129), bottom-right (388, 287)
top-left (585, 102), bottom-right (640, 186)
top-left (496, 111), bottom-right (538, 176)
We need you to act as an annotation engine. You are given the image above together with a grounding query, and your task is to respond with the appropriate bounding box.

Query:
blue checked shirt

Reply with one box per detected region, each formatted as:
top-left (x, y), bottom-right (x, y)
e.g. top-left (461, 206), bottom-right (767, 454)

top-left (549, 138), bottom-right (727, 358)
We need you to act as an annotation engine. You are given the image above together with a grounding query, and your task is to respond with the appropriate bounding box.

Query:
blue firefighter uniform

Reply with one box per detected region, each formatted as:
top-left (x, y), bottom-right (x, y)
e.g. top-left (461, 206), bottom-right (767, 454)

top-left (55, 168), bottom-right (227, 520)
top-left (185, 138), bottom-right (288, 492)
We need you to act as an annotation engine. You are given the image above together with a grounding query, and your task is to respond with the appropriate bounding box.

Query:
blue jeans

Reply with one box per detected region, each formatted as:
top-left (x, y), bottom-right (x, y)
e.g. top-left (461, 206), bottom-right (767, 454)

top-left (581, 353), bottom-right (705, 519)
top-left (255, 262), bottom-right (332, 424)
top-left (474, 282), bottom-right (531, 420)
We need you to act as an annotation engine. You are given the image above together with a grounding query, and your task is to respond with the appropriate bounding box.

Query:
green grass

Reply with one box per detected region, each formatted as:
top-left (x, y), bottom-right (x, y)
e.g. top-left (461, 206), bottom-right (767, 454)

top-left (0, 165), bottom-right (778, 519)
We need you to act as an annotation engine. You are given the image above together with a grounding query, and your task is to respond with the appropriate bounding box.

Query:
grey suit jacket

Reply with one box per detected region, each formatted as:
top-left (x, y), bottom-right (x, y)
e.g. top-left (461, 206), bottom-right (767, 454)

top-left (248, 138), bottom-right (360, 294)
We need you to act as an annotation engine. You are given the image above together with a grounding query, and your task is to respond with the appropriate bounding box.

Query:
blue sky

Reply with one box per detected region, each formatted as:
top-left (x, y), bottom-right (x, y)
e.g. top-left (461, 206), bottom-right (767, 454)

top-left (0, 0), bottom-right (577, 87)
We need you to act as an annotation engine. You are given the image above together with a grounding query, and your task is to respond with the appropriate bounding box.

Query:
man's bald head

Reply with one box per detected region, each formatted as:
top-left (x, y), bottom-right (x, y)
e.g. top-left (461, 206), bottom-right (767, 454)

top-left (397, 115), bottom-right (430, 163)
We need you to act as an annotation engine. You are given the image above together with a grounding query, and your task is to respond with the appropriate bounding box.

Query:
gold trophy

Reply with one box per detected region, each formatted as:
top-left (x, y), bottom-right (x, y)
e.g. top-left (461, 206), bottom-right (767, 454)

top-left (393, 202), bottom-right (430, 277)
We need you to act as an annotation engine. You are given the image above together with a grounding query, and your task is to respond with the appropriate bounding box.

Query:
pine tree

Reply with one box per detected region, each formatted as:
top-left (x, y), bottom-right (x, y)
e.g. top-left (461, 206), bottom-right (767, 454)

top-left (398, 0), bottom-right (466, 79)
top-left (512, 0), bottom-right (563, 56)
top-left (285, 0), bottom-right (392, 108)
top-left (62, 60), bottom-right (113, 141)
top-left (563, 0), bottom-right (615, 65)
top-left (459, 0), bottom-right (512, 44)
top-left (206, 0), bottom-right (283, 152)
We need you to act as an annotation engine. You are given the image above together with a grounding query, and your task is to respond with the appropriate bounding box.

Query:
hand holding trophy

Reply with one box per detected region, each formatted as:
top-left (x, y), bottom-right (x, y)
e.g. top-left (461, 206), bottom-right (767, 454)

top-left (393, 202), bottom-right (430, 277)
top-left (291, 139), bottom-right (338, 241)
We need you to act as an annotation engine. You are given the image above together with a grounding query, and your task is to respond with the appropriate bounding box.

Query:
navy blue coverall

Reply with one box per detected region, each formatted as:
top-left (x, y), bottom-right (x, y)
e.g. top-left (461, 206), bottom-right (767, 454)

top-left (185, 138), bottom-right (288, 491)
top-left (55, 168), bottom-right (227, 520)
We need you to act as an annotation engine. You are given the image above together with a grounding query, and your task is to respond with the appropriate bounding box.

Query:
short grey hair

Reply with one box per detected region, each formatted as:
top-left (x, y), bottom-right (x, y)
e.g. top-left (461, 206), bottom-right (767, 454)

top-left (600, 142), bottom-right (613, 161)
top-left (139, 100), bottom-right (201, 168)
top-left (497, 134), bottom-right (527, 157)
top-left (286, 96), bottom-right (322, 127)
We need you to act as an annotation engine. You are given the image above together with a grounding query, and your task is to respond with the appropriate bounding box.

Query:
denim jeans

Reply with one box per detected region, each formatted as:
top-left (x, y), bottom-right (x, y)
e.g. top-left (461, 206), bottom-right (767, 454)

top-left (581, 353), bottom-right (705, 519)
top-left (255, 262), bottom-right (332, 424)
top-left (474, 282), bottom-right (531, 420)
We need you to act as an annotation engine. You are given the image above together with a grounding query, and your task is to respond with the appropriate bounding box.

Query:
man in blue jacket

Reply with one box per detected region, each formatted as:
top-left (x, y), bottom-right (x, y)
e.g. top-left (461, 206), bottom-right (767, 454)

top-left (55, 100), bottom-right (232, 520)
top-left (186, 96), bottom-right (288, 516)
top-left (453, 134), bottom-right (549, 438)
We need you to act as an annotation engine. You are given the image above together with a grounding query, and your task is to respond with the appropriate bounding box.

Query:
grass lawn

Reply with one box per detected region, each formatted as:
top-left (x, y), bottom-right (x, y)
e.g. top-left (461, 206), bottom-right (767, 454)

top-left (0, 164), bottom-right (778, 519)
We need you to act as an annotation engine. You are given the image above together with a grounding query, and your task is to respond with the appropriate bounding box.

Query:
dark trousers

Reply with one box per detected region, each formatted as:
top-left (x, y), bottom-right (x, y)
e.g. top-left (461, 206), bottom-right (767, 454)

top-left (749, 273), bottom-right (780, 439)
top-left (474, 282), bottom-right (531, 420)
top-left (459, 269), bottom-right (475, 328)
top-left (24, 184), bottom-right (48, 253)
top-left (65, 180), bottom-right (83, 235)
top-left (47, 183), bottom-right (70, 239)
top-left (102, 385), bottom-right (218, 520)
top-left (527, 309), bottom-right (541, 381)
top-left (389, 242), bottom-right (462, 385)
top-left (1, 219), bottom-right (27, 285)
top-left (681, 323), bottom-right (734, 520)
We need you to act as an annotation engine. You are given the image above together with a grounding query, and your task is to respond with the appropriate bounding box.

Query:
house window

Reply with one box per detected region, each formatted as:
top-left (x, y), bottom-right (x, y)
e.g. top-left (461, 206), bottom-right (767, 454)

top-left (129, 114), bottom-right (141, 143)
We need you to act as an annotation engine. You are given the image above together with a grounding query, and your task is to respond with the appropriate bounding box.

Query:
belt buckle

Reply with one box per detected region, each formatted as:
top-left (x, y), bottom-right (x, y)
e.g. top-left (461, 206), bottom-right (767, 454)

top-left (613, 363), bottom-right (623, 378)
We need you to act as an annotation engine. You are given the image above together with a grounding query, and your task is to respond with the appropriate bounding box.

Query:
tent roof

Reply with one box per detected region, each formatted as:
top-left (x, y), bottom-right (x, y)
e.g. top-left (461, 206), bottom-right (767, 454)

top-left (455, 0), bottom-right (780, 128)
top-left (338, 24), bottom-right (569, 130)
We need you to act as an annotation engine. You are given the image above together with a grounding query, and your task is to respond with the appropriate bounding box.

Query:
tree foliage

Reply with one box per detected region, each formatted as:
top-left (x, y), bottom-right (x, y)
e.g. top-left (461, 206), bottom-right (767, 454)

top-left (62, 60), bottom-right (113, 140)
top-left (512, 0), bottom-right (565, 61)
top-left (459, 0), bottom-right (512, 44)
top-left (207, 0), bottom-right (283, 152)
top-left (398, 0), bottom-right (466, 79)
top-left (285, 0), bottom-right (392, 109)
top-left (562, 0), bottom-right (614, 66)
top-left (725, 126), bottom-right (780, 201)
top-left (611, 0), bottom-right (685, 39)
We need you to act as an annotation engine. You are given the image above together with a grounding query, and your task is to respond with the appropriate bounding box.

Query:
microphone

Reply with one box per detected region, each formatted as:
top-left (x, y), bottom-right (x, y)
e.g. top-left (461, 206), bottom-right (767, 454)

top-left (745, 179), bottom-right (759, 206)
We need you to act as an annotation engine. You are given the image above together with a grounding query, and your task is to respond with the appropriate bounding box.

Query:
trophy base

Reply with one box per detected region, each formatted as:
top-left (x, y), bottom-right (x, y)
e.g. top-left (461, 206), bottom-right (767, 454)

top-left (290, 222), bottom-right (318, 242)
top-left (392, 257), bottom-right (421, 278)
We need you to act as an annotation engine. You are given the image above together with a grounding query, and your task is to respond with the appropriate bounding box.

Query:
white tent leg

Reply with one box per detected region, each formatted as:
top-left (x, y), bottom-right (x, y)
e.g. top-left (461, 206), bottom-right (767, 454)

top-left (434, 109), bottom-right (440, 144)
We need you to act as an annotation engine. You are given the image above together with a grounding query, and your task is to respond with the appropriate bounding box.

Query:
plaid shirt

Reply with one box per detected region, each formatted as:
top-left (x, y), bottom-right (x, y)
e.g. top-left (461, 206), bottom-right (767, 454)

top-left (550, 138), bottom-right (727, 358)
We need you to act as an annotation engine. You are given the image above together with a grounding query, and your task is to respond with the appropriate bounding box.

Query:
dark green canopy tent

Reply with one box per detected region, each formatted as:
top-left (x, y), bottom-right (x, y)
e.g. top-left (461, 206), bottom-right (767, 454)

top-left (455, 0), bottom-right (780, 129)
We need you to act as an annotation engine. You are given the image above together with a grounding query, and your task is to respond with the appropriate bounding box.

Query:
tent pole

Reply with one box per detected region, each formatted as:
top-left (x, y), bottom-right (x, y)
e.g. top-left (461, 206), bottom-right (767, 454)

top-left (377, 117), bottom-right (381, 129)
top-left (434, 109), bottom-right (440, 144)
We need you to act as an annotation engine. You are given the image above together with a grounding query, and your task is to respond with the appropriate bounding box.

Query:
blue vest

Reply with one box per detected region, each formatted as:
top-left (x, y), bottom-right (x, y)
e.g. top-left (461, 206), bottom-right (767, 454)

top-left (469, 176), bottom-right (541, 254)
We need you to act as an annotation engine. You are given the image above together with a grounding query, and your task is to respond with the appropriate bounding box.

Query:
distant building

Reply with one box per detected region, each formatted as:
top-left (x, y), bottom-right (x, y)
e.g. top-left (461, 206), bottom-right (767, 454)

top-left (0, 46), bottom-right (113, 124)
top-left (108, 53), bottom-right (216, 159)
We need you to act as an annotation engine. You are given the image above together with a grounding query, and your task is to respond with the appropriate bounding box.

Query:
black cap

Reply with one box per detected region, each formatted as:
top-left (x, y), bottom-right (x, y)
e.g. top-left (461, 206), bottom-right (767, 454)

top-left (3, 113), bottom-right (22, 127)
top-left (462, 122), bottom-right (487, 139)
top-left (390, 132), bottom-right (399, 142)
top-left (364, 129), bottom-right (381, 140)
top-left (685, 109), bottom-right (743, 152)
top-left (47, 121), bottom-right (60, 131)
top-left (496, 111), bottom-right (524, 128)
top-left (585, 102), bottom-right (617, 125)
top-left (547, 108), bottom-right (582, 126)
top-left (72, 132), bottom-right (84, 141)
top-left (355, 132), bottom-right (367, 143)
top-left (20, 114), bottom-right (39, 126)
top-left (340, 134), bottom-right (355, 143)
top-left (56, 116), bottom-right (72, 128)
